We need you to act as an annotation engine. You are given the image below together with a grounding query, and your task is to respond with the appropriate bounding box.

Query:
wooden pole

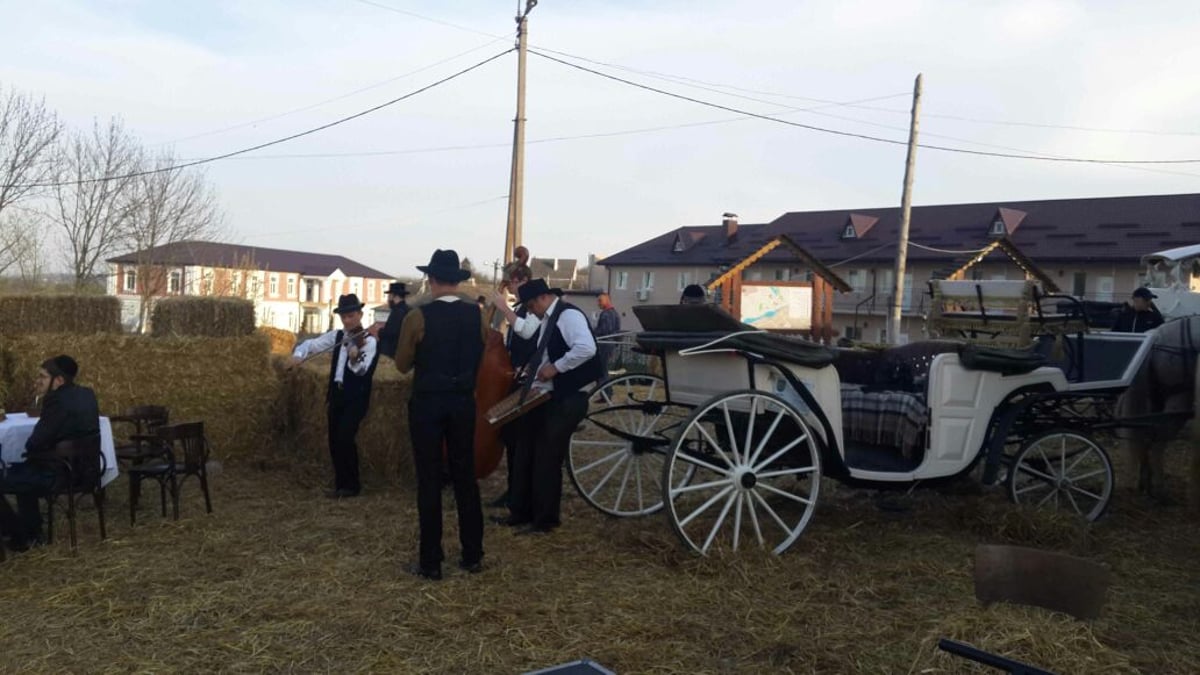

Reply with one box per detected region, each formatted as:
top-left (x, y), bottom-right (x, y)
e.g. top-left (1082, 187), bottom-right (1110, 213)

top-left (888, 73), bottom-right (922, 345)
top-left (504, 3), bottom-right (534, 261)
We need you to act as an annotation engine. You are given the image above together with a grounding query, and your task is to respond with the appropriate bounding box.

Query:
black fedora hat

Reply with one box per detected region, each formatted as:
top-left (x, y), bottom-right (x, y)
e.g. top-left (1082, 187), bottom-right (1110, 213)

top-left (417, 249), bottom-right (471, 283)
top-left (386, 281), bottom-right (409, 296)
top-left (517, 278), bottom-right (563, 305)
top-left (333, 293), bottom-right (365, 314)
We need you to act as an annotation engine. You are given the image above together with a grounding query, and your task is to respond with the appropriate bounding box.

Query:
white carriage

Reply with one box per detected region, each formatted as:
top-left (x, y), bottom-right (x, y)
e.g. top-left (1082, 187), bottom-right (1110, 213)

top-left (567, 302), bottom-right (1155, 555)
top-left (1142, 244), bottom-right (1200, 320)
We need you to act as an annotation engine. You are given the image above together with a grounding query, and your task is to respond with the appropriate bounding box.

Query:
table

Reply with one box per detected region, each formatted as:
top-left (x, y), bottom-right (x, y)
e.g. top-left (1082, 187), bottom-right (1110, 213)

top-left (0, 413), bottom-right (119, 487)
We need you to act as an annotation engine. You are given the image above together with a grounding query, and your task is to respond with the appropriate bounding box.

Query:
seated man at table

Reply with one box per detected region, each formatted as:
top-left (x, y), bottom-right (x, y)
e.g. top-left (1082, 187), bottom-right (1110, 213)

top-left (0, 355), bottom-right (99, 551)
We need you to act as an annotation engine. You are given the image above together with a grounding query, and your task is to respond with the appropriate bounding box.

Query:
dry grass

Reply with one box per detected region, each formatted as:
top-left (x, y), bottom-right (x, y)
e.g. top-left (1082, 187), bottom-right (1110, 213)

top-left (0, 440), bottom-right (1197, 673)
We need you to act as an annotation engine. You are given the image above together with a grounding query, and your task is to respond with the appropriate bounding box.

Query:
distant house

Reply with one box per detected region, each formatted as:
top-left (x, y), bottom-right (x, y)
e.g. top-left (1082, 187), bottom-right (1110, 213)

top-left (602, 194), bottom-right (1200, 341)
top-left (106, 241), bottom-right (395, 333)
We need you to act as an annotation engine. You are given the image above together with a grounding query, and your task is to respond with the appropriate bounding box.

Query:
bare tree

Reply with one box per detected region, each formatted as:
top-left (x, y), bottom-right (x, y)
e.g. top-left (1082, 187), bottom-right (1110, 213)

top-left (0, 86), bottom-right (62, 221)
top-left (0, 208), bottom-right (45, 282)
top-left (49, 117), bottom-right (141, 288)
top-left (123, 151), bottom-right (225, 331)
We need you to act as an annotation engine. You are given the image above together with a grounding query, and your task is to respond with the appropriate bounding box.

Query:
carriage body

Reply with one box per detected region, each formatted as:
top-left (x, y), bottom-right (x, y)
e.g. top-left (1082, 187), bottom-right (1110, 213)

top-left (567, 304), bottom-right (1159, 555)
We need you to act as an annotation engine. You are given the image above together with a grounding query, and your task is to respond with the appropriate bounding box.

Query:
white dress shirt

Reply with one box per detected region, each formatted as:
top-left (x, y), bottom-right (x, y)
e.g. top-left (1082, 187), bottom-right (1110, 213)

top-left (512, 312), bottom-right (541, 340)
top-left (531, 298), bottom-right (597, 392)
top-left (293, 328), bottom-right (377, 383)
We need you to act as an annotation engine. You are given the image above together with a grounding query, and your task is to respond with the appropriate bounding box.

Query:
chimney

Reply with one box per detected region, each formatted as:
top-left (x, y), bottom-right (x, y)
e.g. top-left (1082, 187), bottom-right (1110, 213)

top-left (722, 212), bottom-right (739, 242)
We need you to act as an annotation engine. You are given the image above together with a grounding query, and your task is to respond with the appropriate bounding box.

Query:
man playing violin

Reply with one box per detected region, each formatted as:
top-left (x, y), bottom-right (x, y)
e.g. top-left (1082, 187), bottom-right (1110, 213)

top-left (292, 293), bottom-right (378, 499)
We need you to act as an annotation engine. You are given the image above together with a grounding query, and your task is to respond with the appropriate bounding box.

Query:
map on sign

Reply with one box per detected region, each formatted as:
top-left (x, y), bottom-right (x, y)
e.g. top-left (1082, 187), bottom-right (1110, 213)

top-left (739, 285), bottom-right (813, 329)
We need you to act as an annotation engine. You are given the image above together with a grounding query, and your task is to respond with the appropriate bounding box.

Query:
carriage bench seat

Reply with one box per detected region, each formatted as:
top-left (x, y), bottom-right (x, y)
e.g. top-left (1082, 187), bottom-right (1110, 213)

top-left (958, 343), bottom-right (1047, 375)
top-left (834, 341), bottom-right (962, 392)
top-left (635, 331), bottom-right (837, 369)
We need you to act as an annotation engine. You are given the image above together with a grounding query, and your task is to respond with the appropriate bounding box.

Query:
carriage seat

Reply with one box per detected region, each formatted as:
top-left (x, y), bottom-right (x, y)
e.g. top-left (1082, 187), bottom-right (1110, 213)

top-left (834, 341), bottom-right (963, 393)
top-left (636, 331), bottom-right (837, 369)
top-left (958, 343), bottom-right (1048, 375)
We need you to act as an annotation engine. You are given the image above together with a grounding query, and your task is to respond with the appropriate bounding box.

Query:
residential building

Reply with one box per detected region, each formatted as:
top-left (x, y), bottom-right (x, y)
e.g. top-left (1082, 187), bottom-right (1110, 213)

top-left (106, 241), bottom-right (396, 333)
top-left (602, 194), bottom-right (1200, 341)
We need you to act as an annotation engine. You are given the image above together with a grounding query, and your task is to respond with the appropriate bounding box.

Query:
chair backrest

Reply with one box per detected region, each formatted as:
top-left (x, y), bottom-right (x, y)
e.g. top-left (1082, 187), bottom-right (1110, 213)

top-left (128, 405), bottom-right (170, 430)
top-left (49, 434), bottom-right (105, 493)
top-left (158, 422), bottom-right (208, 472)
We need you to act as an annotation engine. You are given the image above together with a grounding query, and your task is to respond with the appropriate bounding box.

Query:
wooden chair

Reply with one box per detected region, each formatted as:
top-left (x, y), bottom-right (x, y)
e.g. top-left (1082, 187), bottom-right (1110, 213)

top-left (128, 422), bottom-right (213, 526)
top-left (111, 406), bottom-right (170, 466)
top-left (7, 435), bottom-right (109, 553)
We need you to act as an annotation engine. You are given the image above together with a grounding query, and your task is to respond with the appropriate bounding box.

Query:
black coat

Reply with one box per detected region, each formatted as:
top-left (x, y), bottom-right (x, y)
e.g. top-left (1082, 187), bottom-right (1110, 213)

top-left (1112, 304), bottom-right (1165, 333)
top-left (25, 383), bottom-right (100, 459)
top-left (377, 301), bottom-right (409, 358)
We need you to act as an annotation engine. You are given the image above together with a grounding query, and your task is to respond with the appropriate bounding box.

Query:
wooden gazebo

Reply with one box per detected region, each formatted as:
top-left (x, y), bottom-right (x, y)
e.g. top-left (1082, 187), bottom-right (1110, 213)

top-left (705, 234), bottom-right (852, 344)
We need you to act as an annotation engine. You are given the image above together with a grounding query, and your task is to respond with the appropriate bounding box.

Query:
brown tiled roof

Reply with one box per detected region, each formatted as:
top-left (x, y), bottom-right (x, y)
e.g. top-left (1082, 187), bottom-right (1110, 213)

top-left (603, 193), bottom-right (1200, 267)
top-left (107, 241), bottom-right (394, 279)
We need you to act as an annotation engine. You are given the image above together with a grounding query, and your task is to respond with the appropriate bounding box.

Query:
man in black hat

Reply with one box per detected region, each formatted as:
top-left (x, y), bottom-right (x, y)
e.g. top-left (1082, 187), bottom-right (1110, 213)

top-left (375, 281), bottom-right (410, 359)
top-left (394, 249), bottom-right (486, 580)
top-left (0, 355), bottom-right (99, 551)
top-left (292, 293), bottom-right (378, 498)
top-left (1113, 287), bottom-right (1165, 333)
top-left (499, 278), bottom-right (604, 535)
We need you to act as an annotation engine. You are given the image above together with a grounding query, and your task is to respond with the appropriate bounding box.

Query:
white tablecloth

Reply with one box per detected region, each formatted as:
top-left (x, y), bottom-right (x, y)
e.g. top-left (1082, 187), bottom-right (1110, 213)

top-left (0, 413), bottom-right (119, 487)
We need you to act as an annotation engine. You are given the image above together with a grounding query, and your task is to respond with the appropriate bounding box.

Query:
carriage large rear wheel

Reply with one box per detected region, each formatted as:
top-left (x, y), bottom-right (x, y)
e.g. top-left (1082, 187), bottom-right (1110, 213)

top-left (663, 390), bottom-right (822, 555)
top-left (1007, 429), bottom-right (1114, 522)
top-left (568, 374), bottom-right (691, 517)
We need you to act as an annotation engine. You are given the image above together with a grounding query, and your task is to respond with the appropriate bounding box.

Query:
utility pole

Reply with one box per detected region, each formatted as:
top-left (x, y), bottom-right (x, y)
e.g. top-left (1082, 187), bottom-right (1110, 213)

top-left (889, 73), bottom-right (922, 345)
top-left (504, 0), bottom-right (537, 263)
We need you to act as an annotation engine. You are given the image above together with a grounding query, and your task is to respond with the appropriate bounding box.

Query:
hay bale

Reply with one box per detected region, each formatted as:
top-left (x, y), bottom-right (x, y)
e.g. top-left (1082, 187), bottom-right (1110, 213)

top-left (0, 333), bottom-right (279, 461)
top-left (0, 295), bottom-right (119, 335)
top-left (257, 326), bottom-right (297, 356)
top-left (270, 354), bottom-right (414, 489)
top-left (151, 297), bottom-right (255, 337)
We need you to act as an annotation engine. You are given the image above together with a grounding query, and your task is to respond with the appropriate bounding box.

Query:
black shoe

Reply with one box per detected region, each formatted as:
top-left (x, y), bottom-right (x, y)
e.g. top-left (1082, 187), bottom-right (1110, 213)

top-left (407, 563), bottom-right (442, 581)
top-left (490, 515), bottom-right (529, 527)
top-left (458, 559), bottom-right (484, 574)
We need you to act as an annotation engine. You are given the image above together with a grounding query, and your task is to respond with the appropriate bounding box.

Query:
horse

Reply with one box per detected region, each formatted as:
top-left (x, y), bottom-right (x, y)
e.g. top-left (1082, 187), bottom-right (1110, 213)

top-left (1115, 315), bottom-right (1200, 511)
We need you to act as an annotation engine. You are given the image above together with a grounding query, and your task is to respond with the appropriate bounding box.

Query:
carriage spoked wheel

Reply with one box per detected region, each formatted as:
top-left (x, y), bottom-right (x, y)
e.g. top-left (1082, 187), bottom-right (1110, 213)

top-left (1007, 429), bottom-right (1114, 522)
top-left (663, 390), bottom-right (821, 555)
top-left (568, 374), bottom-right (692, 517)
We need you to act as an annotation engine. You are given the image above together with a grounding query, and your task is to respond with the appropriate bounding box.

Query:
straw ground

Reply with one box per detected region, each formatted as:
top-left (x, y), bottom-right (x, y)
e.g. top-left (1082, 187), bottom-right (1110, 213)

top-left (0, 442), bottom-right (1196, 673)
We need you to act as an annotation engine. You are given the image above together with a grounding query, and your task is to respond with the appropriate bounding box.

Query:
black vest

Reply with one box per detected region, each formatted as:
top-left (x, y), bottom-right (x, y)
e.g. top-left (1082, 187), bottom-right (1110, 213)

top-left (506, 305), bottom-right (539, 373)
top-left (327, 330), bottom-right (379, 403)
top-left (377, 302), bottom-right (409, 358)
top-left (412, 300), bottom-right (484, 394)
top-left (545, 300), bottom-right (605, 398)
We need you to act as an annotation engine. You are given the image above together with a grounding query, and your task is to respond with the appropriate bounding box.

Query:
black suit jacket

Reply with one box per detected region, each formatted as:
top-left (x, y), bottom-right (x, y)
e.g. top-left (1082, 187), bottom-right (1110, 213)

top-left (25, 384), bottom-right (100, 459)
top-left (377, 302), bottom-right (409, 359)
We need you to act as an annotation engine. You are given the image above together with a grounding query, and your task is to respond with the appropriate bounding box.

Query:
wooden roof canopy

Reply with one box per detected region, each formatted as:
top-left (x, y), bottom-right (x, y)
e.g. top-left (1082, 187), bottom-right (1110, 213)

top-left (705, 234), bottom-right (853, 292)
top-left (948, 237), bottom-right (1061, 293)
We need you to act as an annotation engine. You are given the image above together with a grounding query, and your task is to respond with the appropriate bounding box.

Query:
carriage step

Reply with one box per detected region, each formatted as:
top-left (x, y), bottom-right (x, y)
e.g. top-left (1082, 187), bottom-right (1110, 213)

top-left (844, 442), bottom-right (923, 473)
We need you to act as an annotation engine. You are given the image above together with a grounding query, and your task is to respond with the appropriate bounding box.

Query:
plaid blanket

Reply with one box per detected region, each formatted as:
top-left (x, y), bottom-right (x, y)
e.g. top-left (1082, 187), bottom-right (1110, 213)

top-left (840, 385), bottom-right (928, 458)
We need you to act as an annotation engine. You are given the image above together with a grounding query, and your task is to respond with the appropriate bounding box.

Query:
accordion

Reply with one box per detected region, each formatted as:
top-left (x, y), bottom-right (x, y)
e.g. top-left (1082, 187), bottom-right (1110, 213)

top-left (486, 386), bottom-right (550, 427)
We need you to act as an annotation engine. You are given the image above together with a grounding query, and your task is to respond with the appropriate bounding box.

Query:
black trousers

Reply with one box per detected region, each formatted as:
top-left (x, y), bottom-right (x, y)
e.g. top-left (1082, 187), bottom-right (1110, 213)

top-left (0, 464), bottom-right (56, 543)
top-left (510, 391), bottom-right (589, 529)
top-left (327, 389), bottom-right (367, 493)
top-left (409, 391), bottom-right (485, 570)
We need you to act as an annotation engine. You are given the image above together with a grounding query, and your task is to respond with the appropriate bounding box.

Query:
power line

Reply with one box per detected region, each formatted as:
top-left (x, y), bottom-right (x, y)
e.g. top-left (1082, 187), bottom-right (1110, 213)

top-left (1, 49), bottom-right (513, 190)
top-left (156, 37), bottom-right (512, 146)
top-left (530, 50), bottom-right (1200, 166)
top-left (348, 0), bottom-right (509, 39)
top-left (244, 194), bottom-right (509, 239)
top-left (534, 45), bottom-right (1200, 138)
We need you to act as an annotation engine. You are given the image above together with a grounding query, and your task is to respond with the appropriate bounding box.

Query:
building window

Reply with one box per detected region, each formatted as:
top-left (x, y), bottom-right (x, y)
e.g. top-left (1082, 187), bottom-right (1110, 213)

top-left (287, 276), bottom-right (296, 298)
top-left (251, 276), bottom-right (261, 298)
top-left (269, 274), bottom-right (279, 296)
top-left (202, 271), bottom-right (213, 295)
top-left (990, 220), bottom-right (1007, 236)
top-left (1096, 276), bottom-right (1114, 302)
top-left (773, 269), bottom-right (790, 281)
top-left (677, 272), bottom-right (691, 291)
top-left (232, 272), bottom-right (242, 295)
top-left (123, 269), bottom-right (137, 292)
top-left (878, 328), bottom-right (888, 343)
top-left (168, 270), bottom-right (181, 294)
top-left (848, 269), bottom-right (866, 294)
top-left (1072, 272), bottom-right (1087, 298)
top-left (842, 224), bottom-right (856, 239)
top-left (642, 271), bottom-right (655, 290)
top-left (352, 280), bottom-right (361, 296)
top-left (844, 326), bottom-right (862, 340)
top-left (616, 271), bottom-right (628, 290)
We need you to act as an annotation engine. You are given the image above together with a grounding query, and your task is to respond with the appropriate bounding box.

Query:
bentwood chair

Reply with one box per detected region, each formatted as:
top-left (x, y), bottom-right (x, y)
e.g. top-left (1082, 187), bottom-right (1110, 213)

top-left (128, 422), bottom-right (213, 525)
top-left (2, 435), bottom-right (109, 553)
top-left (112, 406), bottom-right (170, 467)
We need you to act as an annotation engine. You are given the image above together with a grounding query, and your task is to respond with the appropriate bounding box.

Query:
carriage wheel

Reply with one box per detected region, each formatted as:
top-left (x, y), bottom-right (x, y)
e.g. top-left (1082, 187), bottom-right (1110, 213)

top-left (1007, 429), bottom-right (1114, 522)
top-left (663, 390), bottom-right (822, 555)
top-left (568, 374), bottom-right (691, 517)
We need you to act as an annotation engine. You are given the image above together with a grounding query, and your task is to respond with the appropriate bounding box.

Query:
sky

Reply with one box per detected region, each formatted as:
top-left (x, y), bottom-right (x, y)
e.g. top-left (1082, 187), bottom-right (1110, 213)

top-left (3, 0), bottom-right (1200, 279)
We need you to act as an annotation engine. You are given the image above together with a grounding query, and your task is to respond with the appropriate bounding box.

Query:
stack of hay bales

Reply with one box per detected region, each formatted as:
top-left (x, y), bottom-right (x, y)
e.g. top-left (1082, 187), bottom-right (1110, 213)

top-left (151, 297), bottom-right (255, 337)
top-left (257, 326), bottom-right (297, 356)
top-left (0, 333), bottom-right (280, 462)
top-left (0, 295), bottom-right (120, 335)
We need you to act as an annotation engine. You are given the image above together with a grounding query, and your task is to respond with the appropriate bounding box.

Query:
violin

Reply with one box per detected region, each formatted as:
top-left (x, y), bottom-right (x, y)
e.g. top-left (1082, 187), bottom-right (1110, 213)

top-left (288, 325), bottom-right (370, 370)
